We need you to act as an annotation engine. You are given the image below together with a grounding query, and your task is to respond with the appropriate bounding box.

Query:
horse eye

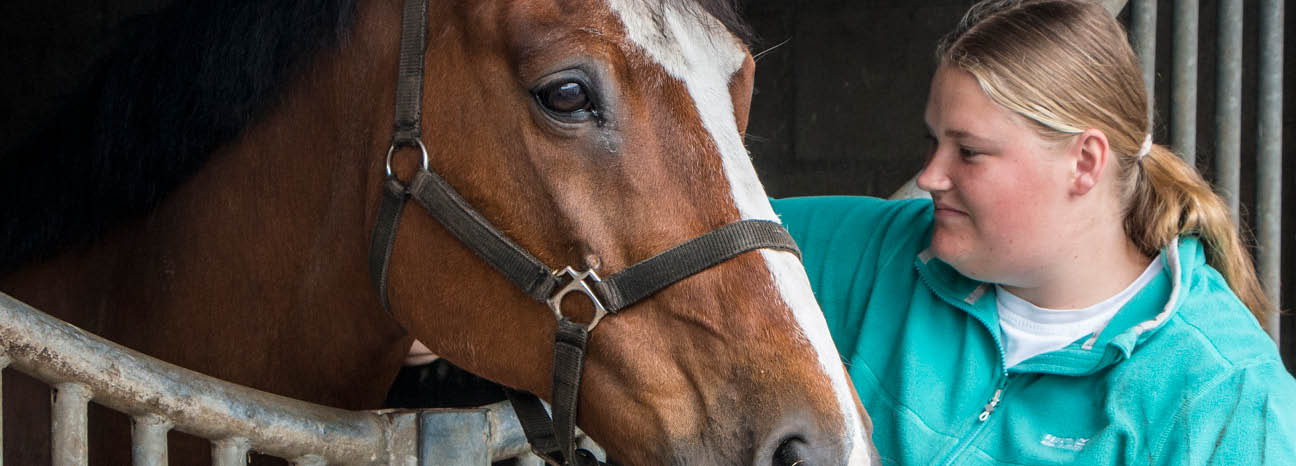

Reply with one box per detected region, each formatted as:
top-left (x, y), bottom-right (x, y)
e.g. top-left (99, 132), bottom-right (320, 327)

top-left (537, 81), bottom-right (591, 114)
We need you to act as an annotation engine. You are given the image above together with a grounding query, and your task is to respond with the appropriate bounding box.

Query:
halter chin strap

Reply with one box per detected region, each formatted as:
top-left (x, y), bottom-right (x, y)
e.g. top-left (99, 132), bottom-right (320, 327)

top-left (368, 0), bottom-right (801, 463)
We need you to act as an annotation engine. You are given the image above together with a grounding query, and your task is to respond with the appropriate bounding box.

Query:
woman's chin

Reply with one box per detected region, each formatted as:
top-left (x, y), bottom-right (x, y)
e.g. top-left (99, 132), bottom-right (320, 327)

top-left (928, 238), bottom-right (991, 279)
top-left (928, 231), bottom-right (967, 262)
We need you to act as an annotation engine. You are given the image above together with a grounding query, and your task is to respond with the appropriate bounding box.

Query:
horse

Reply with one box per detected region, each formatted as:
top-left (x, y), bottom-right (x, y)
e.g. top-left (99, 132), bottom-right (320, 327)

top-left (1, 0), bottom-right (877, 464)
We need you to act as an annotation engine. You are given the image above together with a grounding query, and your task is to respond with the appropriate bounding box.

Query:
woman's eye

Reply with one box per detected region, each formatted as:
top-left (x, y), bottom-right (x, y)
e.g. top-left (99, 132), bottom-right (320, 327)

top-left (537, 81), bottom-right (592, 114)
top-left (958, 146), bottom-right (978, 158)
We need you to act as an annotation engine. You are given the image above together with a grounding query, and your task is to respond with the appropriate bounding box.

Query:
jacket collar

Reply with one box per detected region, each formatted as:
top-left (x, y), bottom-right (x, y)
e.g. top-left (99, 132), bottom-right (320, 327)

top-left (914, 237), bottom-right (1201, 376)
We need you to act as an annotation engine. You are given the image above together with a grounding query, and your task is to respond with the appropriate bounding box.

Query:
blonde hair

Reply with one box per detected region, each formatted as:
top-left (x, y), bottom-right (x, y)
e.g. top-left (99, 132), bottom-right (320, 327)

top-left (937, 0), bottom-right (1275, 325)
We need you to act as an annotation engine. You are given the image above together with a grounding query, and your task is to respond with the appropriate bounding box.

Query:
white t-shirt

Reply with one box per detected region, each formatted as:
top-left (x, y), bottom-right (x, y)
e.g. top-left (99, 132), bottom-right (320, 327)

top-left (997, 254), bottom-right (1164, 368)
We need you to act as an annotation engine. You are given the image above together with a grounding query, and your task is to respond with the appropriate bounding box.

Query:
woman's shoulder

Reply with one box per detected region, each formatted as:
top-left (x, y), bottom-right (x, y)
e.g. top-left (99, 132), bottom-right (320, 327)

top-left (772, 196), bottom-right (933, 269)
top-left (1160, 238), bottom-right (1282, 371)
top-left (771, 195), bottom-right (929, 215)
top-left (1114, 289), bottom-right (1291, 427)
top-left (1134, 311), bottom-right (1296, 463)
top-left (1155, 293), bottom-right (1284, 376)
top-left (1104, 298), bottom-right (1295, 462)
top-left (772, 196), bottom-right (931, 241)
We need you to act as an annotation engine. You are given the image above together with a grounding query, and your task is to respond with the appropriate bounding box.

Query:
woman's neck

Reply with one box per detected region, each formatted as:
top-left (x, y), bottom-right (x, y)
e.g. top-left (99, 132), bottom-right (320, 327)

top-left (1000, 210), bottom-right (1155, 310)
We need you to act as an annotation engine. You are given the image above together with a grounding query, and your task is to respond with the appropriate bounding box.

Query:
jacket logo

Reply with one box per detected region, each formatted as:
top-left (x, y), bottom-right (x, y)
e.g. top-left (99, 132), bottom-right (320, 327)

top-left (1040, 434), bottom-right (1088, 452)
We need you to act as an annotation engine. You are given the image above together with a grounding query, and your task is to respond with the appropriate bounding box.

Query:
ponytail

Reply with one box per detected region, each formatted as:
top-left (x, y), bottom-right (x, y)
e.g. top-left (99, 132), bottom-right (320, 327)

top-left (1125, 144), bottom-right (1276, 326)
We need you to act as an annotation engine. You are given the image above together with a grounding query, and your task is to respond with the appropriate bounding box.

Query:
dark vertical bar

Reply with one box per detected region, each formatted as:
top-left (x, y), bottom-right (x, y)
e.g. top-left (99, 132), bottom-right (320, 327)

top-left (1257, 0), bottom-right (1283, 343)
top-left (212, 437), bottom-right (251, 466)
top-left (52, 383), bottom-right (92, 466)
top-left (1131, 0), bottom-right (1158, 124)
top-left (1215, 0), bottom-right (1242, 221)
top-left (132, 414), bottom-right (171, 466)
top-left (0, 355), bottom-right (8, 466)
top-left (1172, 0), bottom-right (1199, 164)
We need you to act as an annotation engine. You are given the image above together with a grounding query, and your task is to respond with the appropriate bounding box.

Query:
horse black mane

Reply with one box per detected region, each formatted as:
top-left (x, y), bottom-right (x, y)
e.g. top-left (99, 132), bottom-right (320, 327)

top-left (0, 0), bottom-right (751, 273)
top-left (681, 0), bottom-right (755, 45)
top-left (0, 0), bottom-right (359, 272)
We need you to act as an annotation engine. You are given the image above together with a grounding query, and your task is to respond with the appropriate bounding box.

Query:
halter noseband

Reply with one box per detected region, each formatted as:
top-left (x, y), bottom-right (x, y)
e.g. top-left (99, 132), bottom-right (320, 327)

top-left (368, 1), bottom-right (800, 464)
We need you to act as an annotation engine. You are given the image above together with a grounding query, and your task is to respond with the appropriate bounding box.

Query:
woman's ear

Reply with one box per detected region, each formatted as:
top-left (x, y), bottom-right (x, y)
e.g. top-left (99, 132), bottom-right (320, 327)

top-left (1070, 128), bottom-right (1109, 196)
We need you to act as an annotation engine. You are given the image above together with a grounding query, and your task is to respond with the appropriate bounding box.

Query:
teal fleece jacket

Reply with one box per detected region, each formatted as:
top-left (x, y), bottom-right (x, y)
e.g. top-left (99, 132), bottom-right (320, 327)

top-left (772, 196), bottom-right (1296, 466)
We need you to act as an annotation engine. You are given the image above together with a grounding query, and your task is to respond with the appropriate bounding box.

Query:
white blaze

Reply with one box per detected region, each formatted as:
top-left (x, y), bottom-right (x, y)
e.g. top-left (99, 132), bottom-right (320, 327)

top-left (606, 1), bottom-right (871, 464)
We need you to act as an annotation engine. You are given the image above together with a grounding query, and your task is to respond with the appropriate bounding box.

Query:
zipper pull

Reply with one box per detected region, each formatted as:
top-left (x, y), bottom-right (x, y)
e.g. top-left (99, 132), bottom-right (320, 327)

top-left (977, 388), bottom-right (1003, 422)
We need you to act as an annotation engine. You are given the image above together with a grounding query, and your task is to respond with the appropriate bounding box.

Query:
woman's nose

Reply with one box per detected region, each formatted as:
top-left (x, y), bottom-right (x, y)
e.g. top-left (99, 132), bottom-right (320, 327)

top-left (915, 152), bottom-right (952, 193)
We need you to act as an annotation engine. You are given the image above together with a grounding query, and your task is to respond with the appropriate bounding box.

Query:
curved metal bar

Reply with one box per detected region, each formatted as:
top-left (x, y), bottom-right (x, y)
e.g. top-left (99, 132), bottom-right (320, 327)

top-left (0, 293), bottom-right (390, 465)
top-left (0, 292), bottom-right (596, 465)
top-left (481, 401), bottom-right (600, 462)
top-left (419, 410), bottom-right (489, 465)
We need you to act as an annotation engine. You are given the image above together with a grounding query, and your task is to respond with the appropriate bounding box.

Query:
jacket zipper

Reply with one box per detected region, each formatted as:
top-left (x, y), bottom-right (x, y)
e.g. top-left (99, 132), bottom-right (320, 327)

top-left (914, 265), bottom-right (1015, 466)
top-left (940, 377), bottom-right (1010, 466)
top-left (977, 387), bottom-right (1004, 421)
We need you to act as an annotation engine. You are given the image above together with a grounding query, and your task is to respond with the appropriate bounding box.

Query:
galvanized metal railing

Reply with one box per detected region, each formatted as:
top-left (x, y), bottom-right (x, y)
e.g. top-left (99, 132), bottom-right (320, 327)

top-left (1122, 0), bottom-right (1285, 344)
top-left (1254, 0), bottom-right (1285, 346)
top-left (0, 292), bottom-right (602, 465)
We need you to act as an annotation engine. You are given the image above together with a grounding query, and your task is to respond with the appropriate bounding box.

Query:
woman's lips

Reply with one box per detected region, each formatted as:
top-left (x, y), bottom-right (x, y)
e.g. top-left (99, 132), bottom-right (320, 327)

top-left (933, 203), bottom-right (967, 218)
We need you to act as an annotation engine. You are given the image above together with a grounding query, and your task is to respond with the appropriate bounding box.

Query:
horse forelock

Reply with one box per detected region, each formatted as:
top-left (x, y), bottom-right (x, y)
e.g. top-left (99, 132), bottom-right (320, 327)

top-left (605, 1), bottom-right (872, 463)
top-left (645, 0), bottom-right (755, 46)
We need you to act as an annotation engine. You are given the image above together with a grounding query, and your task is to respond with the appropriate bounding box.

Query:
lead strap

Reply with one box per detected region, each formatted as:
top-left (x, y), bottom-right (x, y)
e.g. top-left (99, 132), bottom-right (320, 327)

top-left (551, 319), bottom-right (590, 463)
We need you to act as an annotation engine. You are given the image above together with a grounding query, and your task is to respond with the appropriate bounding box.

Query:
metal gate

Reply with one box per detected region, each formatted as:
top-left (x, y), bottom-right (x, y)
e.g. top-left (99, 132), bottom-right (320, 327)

top-left (1124, 0), bottom-right (1285, 345)
top-left (0, 293), bottom-right (602, 465)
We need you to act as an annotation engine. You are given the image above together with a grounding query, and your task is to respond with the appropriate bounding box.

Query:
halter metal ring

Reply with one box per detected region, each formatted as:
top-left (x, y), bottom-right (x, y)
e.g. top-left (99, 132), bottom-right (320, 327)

top-left (547, 267), bottom-right (608, 332)
top-left (385, 138), bottom-right (430, 178)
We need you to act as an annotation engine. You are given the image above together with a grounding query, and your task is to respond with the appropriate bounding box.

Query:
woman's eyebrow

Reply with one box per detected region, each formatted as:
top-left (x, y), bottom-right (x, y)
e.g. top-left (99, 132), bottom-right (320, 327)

top-left (942, 128), bottom-right (996, 147)
top-left (923, 121), bottom-right (996, 147)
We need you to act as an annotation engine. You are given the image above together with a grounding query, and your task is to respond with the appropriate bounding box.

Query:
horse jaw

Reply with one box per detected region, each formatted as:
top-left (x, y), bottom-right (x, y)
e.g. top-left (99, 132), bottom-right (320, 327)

top-left (605, 1), bottom-right (875, 464)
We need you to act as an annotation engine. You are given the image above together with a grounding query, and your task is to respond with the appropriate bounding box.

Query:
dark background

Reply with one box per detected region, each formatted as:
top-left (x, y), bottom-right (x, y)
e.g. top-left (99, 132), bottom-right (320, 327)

top-left (2, 0), bottom-right (1293, 371)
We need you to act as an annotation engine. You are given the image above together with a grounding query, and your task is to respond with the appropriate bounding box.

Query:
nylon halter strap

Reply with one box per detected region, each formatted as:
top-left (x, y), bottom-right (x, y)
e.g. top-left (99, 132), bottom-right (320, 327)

top-left (368, 0), bottom-right (802, 464)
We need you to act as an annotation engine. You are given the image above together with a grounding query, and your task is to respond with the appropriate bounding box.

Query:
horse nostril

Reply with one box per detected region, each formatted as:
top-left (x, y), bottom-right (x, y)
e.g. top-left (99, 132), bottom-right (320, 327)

top-left (773, 437), bottom-right (810, 466)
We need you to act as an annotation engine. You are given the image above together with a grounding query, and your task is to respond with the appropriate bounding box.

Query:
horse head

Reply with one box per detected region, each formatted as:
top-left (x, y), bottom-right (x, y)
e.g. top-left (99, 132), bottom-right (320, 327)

top-left (376, 0), bottom-right (878, 464)
top-left (0, 0), bottom-right (875, 463)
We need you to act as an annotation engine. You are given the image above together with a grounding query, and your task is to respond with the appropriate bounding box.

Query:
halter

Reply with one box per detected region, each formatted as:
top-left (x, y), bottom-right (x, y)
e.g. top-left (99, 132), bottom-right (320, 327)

top-left (368, 1), bottom-right (801, 464)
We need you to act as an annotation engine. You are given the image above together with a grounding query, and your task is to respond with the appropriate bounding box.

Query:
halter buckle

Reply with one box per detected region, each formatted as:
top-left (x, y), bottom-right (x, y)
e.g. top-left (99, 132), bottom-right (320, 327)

top-left (546, 267), bottom-right (608, 331)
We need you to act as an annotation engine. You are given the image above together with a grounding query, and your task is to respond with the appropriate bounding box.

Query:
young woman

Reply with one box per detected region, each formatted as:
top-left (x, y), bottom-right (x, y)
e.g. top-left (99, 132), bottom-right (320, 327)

top-left (773, 0), bottom-right (1296, 464)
